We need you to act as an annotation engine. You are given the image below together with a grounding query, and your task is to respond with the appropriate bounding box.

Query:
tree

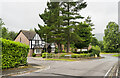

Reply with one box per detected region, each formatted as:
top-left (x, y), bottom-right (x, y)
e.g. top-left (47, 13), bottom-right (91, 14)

top-left (103, 22), bottom-right (120, 52)
top-left (98, 41), bottom-right (104, 51)
top-left (91, 37), bottom-right (99, 46)
top-left (0, 18), bottom-right (5, 37)
top-left (2, 27), bottom-right (9, 39)
top-left (0, 18), bottom-right (17, 40)
top-left (35, 1), bottom-right (65, 53)
top-left (74, 18), bottom-right (93, 49)
top-left (61, 1), bottom-right (87, 52)
top-left (8, 31), bottom-right (17, 40)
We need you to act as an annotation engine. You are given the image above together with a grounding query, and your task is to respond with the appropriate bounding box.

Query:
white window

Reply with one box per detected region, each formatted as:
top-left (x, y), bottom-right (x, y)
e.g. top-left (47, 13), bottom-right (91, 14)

top-left (32, 41), bottom-right (35, 44)
top-left (34, 49), bottom-right (41, 54)
top-left (82, 49), bottom-right (88, 51)
top-left (35, 40), bottom-right (39, 45)
top-left (39, 41), bottom-right (41, 44)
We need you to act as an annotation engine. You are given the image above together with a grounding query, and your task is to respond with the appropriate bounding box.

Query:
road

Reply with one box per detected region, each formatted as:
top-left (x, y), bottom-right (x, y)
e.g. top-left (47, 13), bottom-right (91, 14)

top-left (19, 54), bottom-right (118, 77)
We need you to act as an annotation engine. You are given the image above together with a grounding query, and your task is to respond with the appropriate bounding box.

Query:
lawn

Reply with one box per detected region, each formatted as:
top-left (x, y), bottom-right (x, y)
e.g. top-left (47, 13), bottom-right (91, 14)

top-left (45, 58), bottom-right (78, 61)
top-left (112, 54), bottom-right (120, 57)
top-left (100, 52), bottom-right (118, 54)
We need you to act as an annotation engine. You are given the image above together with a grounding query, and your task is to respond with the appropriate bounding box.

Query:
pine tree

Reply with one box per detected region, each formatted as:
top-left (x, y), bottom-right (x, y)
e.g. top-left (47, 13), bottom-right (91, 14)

top-left (60, 1), bottom-right (87, 52)
top-left (35, 1), bottom-right (64, 53)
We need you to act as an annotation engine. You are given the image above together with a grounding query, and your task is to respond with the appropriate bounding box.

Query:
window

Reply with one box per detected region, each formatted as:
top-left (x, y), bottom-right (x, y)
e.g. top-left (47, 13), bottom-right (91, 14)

top-left (35, 40), bottom-right (39, 45)
top-left (35, 49), bottom-right (41, 54)
top-left (20, 37), bottom-right (21, 43)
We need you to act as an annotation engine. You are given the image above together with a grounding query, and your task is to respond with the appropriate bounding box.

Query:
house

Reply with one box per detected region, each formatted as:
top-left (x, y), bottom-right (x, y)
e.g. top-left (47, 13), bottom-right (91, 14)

top-left (14, 30), bottom-right (55, 57)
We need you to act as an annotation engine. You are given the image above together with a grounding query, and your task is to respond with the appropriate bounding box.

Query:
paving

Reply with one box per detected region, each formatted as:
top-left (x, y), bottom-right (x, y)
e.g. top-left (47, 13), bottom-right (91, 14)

top-left (2, 63), bottom-right (45, 77)
top-left (2, 54), bottom-right (118, 78)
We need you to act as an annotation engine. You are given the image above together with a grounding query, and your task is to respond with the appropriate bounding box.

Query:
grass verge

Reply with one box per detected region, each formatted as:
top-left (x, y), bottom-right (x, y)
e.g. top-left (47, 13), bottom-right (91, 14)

top-left (100, 52), bottom-right (118, 54)
top-left (112, 54), bottom-right (120, 57)
top-left (45, 58), bottom-right (77, 61)
top-left (45, 57), bottom-right (104, 61)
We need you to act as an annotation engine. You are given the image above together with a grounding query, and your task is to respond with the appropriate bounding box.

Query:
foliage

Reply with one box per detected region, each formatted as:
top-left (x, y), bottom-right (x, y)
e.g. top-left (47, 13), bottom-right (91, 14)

top-left (59, 53), bottom-right (93, 58)
top-left (35, 2), bottom-right (65, 53)
top-left (74, 22), bottom-right (93, 49)
top-left (35, 1), bottom-right (89, 53)
top-left (112, 54), bottom-right (120, 57)
top-left (103, 22), bottom-right (120, 52)
top-left (45, 58), bottom-right (77, 61)
top-left (98, 41), bottom-right (104, 51)
top-left (62, 50), bottom-right (66, 53)
top-left (32, 53), bottom-right (36, 57)
top-left (91, 45), bottom-right (101, 57)
top-left (0, 18), bottom-right (5, 37)
top-left (0, 18), bottom-right (17, 40)
top-left (91, 37), bottom-right (99, 46)
top-left (1, 38), bottom-right (29, 69)
top-left (61, 1), bottom-right (87, 52)
top-left (42, 53), bottom-right (54, 58)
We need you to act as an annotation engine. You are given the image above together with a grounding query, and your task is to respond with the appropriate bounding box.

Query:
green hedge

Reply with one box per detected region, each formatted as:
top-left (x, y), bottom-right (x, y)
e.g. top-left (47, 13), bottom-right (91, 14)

top-left (1, 38), bottom-right (29, 69)
top-left (42, 53), bottom-right (54, 58)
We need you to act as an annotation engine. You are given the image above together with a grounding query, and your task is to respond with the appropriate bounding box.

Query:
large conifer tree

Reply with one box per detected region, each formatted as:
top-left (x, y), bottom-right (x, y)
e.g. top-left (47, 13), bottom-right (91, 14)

top-left (60, 1), bottom-right (87, 52)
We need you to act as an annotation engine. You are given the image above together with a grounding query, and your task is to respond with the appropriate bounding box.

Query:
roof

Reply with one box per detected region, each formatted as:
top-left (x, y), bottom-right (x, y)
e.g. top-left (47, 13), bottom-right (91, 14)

top-left (21, 30), bottom-right (36, 40)
top-left (14, 30), bottom-right (36, 40)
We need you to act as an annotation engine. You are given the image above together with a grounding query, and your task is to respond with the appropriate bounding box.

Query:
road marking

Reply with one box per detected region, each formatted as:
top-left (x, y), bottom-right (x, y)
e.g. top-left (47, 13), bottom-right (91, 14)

top-left (104, 66), bottom-right (113, 78)
top-left (35, 66), bottom-right (50, 72)
top-left (116, 66), bottom-right (118, 77)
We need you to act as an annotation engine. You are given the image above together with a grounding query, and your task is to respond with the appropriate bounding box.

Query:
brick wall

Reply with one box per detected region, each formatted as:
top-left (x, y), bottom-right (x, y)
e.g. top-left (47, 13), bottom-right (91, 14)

top-left (14, 32), bottom-right (29, 45)
top-left (28, 49), bottom-right (33, 57)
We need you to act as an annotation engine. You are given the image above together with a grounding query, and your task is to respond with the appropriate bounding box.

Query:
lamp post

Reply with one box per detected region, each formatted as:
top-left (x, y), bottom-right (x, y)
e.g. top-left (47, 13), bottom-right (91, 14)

top-left (44, 34), bottom-right (47, 59)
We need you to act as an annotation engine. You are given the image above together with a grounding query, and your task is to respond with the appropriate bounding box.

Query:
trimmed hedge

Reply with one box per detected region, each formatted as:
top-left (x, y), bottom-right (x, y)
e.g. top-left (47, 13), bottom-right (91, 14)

top-left (42, 53), bottom-right (54, 58)
top-left (1, 38), bottom-right (29, 69)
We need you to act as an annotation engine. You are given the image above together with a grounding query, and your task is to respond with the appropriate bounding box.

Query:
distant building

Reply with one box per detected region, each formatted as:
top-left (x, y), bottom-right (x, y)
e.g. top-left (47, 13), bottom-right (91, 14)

top-left (14, 30), bottom-right (55, 57)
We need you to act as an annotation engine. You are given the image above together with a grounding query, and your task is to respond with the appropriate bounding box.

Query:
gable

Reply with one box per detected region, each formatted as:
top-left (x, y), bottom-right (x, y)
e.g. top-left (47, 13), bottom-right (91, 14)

top-left (33, 34), bottom-right (41, 40)
top-left (14, 32), bottom-right (29, 45)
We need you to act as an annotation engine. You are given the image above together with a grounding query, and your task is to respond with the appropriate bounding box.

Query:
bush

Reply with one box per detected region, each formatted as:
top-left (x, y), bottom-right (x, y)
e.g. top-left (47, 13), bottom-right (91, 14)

top-left (91, 45), bottom-right (101, 57)
top-left (55, 48), bottom-right (58, 53)
top-left (32, 53), bottom-right (36, 57)
top-left (62, 50), bottom-right (66, 53)
top-left (42, 53), bottom-right (54, 58)
top-left (60, 53), bottom-right (67, 57)
top-left (1, 38), bottom-right (29, 69)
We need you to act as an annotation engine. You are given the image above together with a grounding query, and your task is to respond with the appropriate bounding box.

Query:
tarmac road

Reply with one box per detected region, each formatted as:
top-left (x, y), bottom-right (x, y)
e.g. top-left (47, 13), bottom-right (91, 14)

top-left (19, 54), bottom-right (118, 77)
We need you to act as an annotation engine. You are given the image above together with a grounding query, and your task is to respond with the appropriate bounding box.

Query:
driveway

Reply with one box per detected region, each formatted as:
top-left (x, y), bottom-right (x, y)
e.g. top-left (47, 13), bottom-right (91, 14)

top-left (18, 54), bottom-right (118, 77)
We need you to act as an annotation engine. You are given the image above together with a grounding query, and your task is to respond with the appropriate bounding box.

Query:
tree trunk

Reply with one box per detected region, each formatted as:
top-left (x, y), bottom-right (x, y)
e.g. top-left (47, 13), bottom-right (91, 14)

top-left (67, 3), bottom-right (70, 53)
top-left (60, 44), bottom-right (63, 53)
top-left (58, 43), bottom-right (60, 53)
top-left (67, 41), bottom-right (70, 53)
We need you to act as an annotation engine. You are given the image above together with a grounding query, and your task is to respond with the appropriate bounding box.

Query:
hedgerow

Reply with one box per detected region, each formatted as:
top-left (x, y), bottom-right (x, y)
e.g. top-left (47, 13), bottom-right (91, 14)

top-left (0, 38), bottom-right (29, 69)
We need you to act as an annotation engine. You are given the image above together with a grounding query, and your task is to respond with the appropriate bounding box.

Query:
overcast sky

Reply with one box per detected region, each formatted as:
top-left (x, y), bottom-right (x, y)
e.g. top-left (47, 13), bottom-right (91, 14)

top-left (0, 0), bottom-right (119, 34)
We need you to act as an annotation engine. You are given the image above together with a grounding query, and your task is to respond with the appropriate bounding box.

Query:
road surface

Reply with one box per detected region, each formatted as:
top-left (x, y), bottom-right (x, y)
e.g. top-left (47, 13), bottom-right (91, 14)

top-left (19, 54), bottom-right (118, 76)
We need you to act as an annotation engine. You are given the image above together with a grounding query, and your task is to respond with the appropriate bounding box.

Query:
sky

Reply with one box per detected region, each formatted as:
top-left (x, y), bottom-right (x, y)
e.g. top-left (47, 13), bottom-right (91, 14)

top-left (0, 0), bottom-right (119, 34)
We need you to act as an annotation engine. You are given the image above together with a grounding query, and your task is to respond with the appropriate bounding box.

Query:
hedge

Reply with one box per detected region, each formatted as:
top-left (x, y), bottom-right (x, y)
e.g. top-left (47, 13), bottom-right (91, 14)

top-left (42, 53), bottom-right (54, 58)
top-left (0, 38), bottom-right (29, 69)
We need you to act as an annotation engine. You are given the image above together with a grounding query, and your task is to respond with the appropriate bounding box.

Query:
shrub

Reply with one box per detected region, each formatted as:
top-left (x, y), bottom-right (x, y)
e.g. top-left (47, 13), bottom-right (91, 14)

top-left (62, 50), bottom-right (66, 53)
top-left (60, 53), bottom-right (67, 57)
top-left (42, 53), bottom-right (54, 58)
top-left (55, 48), bottom-right (58, 53)
top-left (1, 38), bottom-right (29, 69)
top-left (91, 45), bottom-right (101, 57)
top-left (32, 53), bottom-right (36, 57)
